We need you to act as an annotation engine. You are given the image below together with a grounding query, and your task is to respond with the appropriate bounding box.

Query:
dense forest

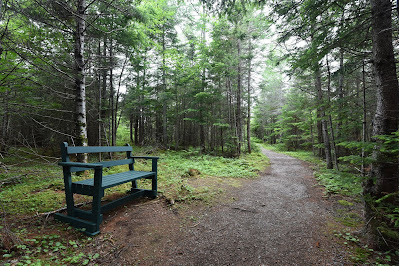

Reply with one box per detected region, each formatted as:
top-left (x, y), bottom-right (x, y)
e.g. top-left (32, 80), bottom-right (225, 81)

top-left (1, 0), bottom-right (399, 250)
top-left (0, 0), bottom-right (268, 157)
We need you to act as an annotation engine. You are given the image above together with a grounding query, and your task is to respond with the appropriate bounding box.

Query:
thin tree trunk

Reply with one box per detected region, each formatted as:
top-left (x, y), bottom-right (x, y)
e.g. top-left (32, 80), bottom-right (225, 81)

top-left (97, 41), bottom-right (102, 156)
top-left (175, 87), bottom-right (179, 150)
top-left (326, 57), bottom-right (339, 170)
top-left (109, 37), bottom-right (116, 146)
top-left (139, 51), bottom-right (147, 145)
top-left (113, 56), bottom-right (128, 145)
top-left (162, 24), bottom-right (167, 146)
top-left (130, 114), bottom-right (134, 144)
top-left (247, 38), bottom-right (252, 154)
top-left (101, 37), bottom-right (107, 147)
top-left (199, 3), bottom-right (206, 153)
top-left (236, 38), bottom-right (242, 156)
top-left (361, 60), bottom-right (367, 176)
top-left (315, 65), bottom-right (333, 169)
top-left (74, 0), bottom-right (88, 162)
top-left (310, 110), bottom-right (315, 156)
top-left (1, 90), bottom-right (10, 152)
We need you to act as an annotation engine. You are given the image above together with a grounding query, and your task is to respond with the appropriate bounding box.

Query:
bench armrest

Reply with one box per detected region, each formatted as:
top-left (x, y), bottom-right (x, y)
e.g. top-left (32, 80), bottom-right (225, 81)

top-left (131, 156), bottom-right (159, 160)
top-left (130, 156), bottom-right (158, 173)
top-left (58, 162), bottom-right (103, 169)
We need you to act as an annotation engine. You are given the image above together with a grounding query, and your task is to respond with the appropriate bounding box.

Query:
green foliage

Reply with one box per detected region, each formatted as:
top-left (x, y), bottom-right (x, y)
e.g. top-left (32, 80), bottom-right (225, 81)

top-left (315, 168), bottom-right (362, 196)
top-left (334, 230), bottom-right (360, 244)
top-left (370, 192), bottom-right (399, 243)
top-left (157, 148), bottom-right (268, 200)
top-left (0, 145), bottom-right (268, 217)
top-left (1, 233), bottom-right (99, 265)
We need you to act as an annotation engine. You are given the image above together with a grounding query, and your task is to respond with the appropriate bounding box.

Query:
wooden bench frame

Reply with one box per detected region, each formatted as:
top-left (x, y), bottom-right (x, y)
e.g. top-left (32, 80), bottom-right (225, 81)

top-left (54, 142), bottom-right (158, 235)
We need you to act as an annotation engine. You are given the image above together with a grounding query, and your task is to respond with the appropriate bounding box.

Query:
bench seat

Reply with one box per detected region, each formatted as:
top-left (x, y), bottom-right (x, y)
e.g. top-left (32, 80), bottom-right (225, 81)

top-left (73, 170), bottom-right (156, 189)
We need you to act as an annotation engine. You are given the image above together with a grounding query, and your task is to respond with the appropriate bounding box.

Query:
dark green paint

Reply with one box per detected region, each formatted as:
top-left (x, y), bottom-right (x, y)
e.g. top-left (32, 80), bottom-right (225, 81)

top-left (54, 142), bottom-right (158, 235)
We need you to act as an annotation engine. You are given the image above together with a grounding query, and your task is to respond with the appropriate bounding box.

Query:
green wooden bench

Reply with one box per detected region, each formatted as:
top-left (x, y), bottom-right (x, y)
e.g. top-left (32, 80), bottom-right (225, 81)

top-left (54, 142), bottom-right (158, 235)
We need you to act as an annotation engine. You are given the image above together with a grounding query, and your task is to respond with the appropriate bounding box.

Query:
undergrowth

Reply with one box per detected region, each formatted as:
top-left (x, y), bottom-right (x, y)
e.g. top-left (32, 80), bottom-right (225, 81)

top-left (0, 145), bottom-right (268, 264)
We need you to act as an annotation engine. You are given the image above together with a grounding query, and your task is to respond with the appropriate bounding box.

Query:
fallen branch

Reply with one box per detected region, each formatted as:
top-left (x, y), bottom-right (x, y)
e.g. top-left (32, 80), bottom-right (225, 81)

top-left (40, 201), bottom-right (93, 220)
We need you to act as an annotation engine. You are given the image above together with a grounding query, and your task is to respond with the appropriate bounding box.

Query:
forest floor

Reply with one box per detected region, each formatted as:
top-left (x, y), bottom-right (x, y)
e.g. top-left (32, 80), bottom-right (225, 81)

top-left (82, 148), bottom-right (364, 265)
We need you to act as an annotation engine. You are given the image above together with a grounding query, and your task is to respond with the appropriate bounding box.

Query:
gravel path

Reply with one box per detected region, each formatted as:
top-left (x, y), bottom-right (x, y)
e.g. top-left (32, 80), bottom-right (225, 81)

top-left (99, 148), bottom-right (347, 265)
top-left (170, 148), bottom-right (345, 265)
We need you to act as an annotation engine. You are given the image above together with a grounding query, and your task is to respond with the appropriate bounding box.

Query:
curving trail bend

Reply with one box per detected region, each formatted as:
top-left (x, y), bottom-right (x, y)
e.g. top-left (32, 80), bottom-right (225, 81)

top-left (170, 148), bottom-right (346, 265)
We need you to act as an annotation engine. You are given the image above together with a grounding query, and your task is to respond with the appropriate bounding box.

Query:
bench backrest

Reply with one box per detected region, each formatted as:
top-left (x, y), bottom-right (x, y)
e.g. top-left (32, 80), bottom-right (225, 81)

top-left (60, 142), bottom-right (134, 173)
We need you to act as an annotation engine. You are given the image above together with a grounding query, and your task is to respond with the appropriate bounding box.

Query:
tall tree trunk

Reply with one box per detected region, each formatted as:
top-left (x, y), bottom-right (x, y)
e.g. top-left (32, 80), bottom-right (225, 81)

top-left (199, 3), bottom-right (206, 153)
top-left (113, 56), bottom-right (128, 145)
top-left (162, 24), bottom-right (167, 146)
top-left (175, 87), bottom-right (180, 150)
top-left (326, 57), bottom-right (339, 170)
top-left (129, 114), bottom-right (134, 143)
top-left (361, 60), bottom-right (367, 176)
top-left (315, 65), bottom-right (333, 169)
top-left (97, 41), bottom-right (102, 152)
top-left (310, 110), bottom-right (315, 156)
top-left (74, 0), bottom-right (88, 162)
top-left (139, 51), bottom-right (147, 145)
top-left (364, 0), bottom-right (399, 248)
top-left (247, 38), bottom-right (252, 154)
top-left (109, 38), bottom-right (115, 146)
top-left (236, 38), bottom-right (242, 156)
top-left (366, 0), bottom-right (399, 197)
top-left (1, 90), bottom-right (10, 152)
top-left (101, 37), bottom-right (107, 147)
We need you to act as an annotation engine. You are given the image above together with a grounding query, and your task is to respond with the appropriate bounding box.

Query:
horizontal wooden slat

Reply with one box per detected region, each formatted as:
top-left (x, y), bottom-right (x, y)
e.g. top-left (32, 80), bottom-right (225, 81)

top-left (67, 146), bottom-right (132, 154)
top-left (72, 170), bottom-right (155, 190)
top-left (64, 159), bottom-right (133, 172)
top-left (53, 213), bottom-right (99, 235)
top-left (100, 159), bottom-right (133, 168)
top-left (59, 162), bottom-right (102, 168)
top-left (132, 156), bottom-right (160, 160)
top-left (70, 166), bottom-right (91, 173)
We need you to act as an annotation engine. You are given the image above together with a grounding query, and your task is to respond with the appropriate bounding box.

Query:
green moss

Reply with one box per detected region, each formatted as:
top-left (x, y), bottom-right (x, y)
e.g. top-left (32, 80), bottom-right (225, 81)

top-left (335, 212), bottom-right (363, 227)
top-left (338, 200), bottom-right (354, 206)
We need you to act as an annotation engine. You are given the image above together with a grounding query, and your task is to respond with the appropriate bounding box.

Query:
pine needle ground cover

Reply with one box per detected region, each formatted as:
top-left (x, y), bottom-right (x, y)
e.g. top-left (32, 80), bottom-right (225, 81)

top-left (0, 146), bottom-right (268, 264)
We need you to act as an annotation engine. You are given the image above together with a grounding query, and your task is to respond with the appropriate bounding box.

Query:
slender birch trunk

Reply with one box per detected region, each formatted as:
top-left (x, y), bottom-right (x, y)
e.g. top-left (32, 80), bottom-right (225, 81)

top-left (74, 0), bottom-right (88, 162)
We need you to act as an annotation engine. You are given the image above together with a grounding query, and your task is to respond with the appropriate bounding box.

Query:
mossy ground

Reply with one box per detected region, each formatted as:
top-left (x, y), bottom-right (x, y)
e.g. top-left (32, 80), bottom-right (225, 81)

top-left (0, 145), bottom-right (268, 264)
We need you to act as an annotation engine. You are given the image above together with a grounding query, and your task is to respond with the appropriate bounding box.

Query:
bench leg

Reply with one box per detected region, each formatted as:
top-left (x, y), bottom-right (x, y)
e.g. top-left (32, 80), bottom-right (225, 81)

top-left (131, 180), bottom-right (137, 189)
top-left (91, 169), bottom-right (103, 234)
top-left (151, 174), bottom-right (157, 198)
top-left (62, 170), bottom-right (75, 216)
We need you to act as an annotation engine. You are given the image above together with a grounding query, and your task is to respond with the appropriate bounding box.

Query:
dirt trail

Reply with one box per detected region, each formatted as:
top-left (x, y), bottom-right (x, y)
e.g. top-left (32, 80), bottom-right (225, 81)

top-left (97, 148), bottom-right (347, 265)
